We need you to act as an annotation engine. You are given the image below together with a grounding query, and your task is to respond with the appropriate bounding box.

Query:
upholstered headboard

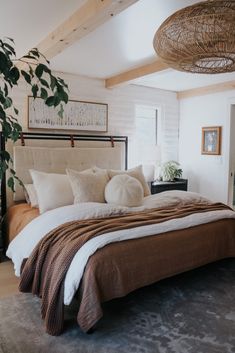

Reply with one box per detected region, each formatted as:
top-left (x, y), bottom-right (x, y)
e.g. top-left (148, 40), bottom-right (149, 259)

top-left (13, 146), bottom-right (123, 201)
top-left (2, 132), bottom-right (128, 208)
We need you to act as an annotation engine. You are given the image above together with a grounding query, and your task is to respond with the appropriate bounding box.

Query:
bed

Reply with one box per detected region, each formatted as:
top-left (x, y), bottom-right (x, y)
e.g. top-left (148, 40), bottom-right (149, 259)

top-left (3, 132), bottom-right (235, 336)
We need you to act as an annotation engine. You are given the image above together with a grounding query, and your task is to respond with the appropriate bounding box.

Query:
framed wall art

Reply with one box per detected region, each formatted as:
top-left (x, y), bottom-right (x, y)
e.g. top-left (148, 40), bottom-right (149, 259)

top-left (201, 126), bottom-right (222, 155)
top-left (28, 96), bottom-right (108, 132)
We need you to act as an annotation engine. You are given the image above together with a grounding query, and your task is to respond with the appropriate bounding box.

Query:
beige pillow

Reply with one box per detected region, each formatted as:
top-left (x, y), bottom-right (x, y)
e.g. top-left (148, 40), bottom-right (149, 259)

top-left (24, 184), bottom-right (39, 208)
top-left (108, 165), bottom-right (150, 197)
top-left (105, 174), bottom-right (144, 207)
top-left (30, 170), bottom-right (74, 214)
top-left (66, 168), bottom-right (109, 204)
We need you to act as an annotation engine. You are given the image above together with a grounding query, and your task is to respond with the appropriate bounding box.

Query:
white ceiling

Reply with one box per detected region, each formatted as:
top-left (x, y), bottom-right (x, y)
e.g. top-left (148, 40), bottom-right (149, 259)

top-left (132, 70), bottom-right (235, 92)
top-left (1, 0), bottom-right (234, 92)
top-left (0, 0), bottom-right (85, 57)
top-left (50, 0), bottom-right (198, 79)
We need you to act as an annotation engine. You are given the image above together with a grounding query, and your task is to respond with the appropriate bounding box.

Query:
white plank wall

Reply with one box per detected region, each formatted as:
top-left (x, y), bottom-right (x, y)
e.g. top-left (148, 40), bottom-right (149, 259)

top-left (12, 72), bottom-right (179, 165)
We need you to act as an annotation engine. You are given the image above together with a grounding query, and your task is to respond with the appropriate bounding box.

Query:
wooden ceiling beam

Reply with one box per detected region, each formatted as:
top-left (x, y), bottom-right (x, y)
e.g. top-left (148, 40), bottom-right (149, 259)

top-left (177, 80), bottom-right (235, 99)
top-left (105, 59), bottom-right (169, 88)
top-left (22, 0), bottom-right (139, 62)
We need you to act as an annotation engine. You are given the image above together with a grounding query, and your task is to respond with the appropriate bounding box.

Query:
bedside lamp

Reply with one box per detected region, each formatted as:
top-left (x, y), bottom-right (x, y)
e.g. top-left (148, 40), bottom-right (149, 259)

top-left (142, 145), bottom-right (161, 182)
top-left (143, 164), bottom-right (155, 183)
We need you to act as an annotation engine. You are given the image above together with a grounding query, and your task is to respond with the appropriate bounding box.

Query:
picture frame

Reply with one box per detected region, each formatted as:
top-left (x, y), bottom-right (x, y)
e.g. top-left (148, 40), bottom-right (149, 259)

top-left (27, 96), bottom-right (108, 132)
top-left (201, 126), bottom-right (222, 155)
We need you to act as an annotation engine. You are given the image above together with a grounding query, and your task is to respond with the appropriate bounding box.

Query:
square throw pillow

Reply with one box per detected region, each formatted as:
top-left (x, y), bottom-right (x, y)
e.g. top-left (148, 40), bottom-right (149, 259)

top-left (30, 170), bottom-right (74, 214)
top-left (66, 168), bottom-right (109, 203)
top-left (24, 184), bottom-right (39, 208)
top-left (108, 165), bottom-right (150, 197)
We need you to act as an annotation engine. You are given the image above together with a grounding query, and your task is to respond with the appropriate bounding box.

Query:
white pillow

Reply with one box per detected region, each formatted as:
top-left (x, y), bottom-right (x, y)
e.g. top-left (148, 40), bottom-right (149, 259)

top-left (66, 168), bottom-right (109, 204)
top-left (30, 170), bottom-right (74, 214)
top-left (24, 184), bottom-right (39, 208)
top-left (108, 165), bottom-right (150, 197)
top-left (105, 174), bottom-right (144, 207)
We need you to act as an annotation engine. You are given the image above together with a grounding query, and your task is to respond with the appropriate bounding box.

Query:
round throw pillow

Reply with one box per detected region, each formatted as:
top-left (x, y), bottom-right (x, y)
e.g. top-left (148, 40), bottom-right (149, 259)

top-left (105, 174), bottom-right (144, 207)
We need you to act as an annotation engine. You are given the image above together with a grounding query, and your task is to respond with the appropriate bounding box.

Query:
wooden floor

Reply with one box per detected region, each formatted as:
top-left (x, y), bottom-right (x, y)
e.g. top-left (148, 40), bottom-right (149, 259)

top-left (0, 261), bottom-right (19, 298)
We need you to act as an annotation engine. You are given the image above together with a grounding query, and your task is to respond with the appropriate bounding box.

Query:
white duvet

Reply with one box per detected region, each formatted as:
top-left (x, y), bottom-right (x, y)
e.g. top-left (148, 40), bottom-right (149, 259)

top-left (6, 191), bottom-right (235, 305)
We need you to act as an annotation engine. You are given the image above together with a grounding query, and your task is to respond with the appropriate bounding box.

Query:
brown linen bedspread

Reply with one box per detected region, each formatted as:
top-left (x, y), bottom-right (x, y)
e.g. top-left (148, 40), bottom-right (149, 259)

top-left (19, 202), bottom-right (235, 335)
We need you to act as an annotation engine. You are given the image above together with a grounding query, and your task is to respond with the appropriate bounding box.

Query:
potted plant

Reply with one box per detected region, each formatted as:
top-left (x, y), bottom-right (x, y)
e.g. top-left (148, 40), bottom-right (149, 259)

top-left (161, 161), bottom-right (182, 182)
top-left (0, 37), bottom-right (69, 190)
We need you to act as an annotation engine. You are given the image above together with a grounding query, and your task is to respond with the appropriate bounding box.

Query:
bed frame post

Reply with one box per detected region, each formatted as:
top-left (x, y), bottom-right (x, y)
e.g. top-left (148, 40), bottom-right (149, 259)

top-left (0, 132), bottom-right (6, 261)
top-left (125, 136), bottom-right (128, 170)
top-left (0, 133), bottom-right (6, 217)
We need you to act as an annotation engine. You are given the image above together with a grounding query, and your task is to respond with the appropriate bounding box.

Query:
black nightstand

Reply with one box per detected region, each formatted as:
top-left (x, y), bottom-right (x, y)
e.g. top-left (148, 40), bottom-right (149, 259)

top-left (151, 178), bottom-right (188, 194)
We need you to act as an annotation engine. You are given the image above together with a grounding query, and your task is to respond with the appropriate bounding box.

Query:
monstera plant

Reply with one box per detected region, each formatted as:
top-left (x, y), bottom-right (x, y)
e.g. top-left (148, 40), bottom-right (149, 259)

top-left (0, 37), bottom-right (69, 190)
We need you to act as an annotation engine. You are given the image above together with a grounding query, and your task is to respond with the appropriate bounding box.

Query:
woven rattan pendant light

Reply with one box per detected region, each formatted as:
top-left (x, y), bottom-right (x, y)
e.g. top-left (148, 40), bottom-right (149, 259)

top-left (153, 0), bottom-right (235, 74)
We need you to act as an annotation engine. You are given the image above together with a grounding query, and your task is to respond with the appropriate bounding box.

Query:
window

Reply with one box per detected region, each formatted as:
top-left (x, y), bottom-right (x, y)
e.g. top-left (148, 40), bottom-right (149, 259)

top-left (136, 108), bottom-right (158, 142)
top-left (129, 105), bottom-right (161, 180)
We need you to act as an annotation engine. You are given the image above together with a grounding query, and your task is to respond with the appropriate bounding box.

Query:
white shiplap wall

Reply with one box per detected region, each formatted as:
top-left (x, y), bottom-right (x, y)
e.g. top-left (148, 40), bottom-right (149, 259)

top-left (179, 90), bottom-right (235, 204)
top-left (12, 72), bottom-right (179, 165)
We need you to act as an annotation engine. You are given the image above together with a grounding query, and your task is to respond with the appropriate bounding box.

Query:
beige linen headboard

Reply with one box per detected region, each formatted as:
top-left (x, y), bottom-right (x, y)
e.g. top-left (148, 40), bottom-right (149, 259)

top-left (5, 133), bottom-right (128, 207)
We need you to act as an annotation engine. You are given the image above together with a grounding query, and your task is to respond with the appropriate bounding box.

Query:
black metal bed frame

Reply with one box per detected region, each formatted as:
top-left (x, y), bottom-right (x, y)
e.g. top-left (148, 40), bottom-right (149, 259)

top-left (0, 131), bottom-right (128, 258)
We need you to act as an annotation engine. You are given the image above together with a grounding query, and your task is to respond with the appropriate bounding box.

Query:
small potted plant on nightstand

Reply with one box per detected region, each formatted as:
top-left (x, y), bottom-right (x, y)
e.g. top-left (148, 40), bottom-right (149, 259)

top-left (151, 161), bottom-right (186, 195)
top-left (161, 161), bottom-right (183, 182)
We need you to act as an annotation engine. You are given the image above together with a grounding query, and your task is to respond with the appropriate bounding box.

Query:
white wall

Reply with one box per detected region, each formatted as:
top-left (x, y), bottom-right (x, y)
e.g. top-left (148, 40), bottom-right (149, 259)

top-left (179, 90), bottom-right (235, 203)
top-left (13, 72), bottom-right (179, 167)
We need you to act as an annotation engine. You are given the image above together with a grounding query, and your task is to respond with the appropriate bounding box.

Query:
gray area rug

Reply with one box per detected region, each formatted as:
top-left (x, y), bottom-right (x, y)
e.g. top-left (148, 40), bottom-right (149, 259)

top-left (0, 259), bottom-right (235, 353)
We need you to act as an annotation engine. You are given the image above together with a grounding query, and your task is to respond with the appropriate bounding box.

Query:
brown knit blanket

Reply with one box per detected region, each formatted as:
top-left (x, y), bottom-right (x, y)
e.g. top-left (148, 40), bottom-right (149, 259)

top-left (19, 202), bottom-right (230, 335)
